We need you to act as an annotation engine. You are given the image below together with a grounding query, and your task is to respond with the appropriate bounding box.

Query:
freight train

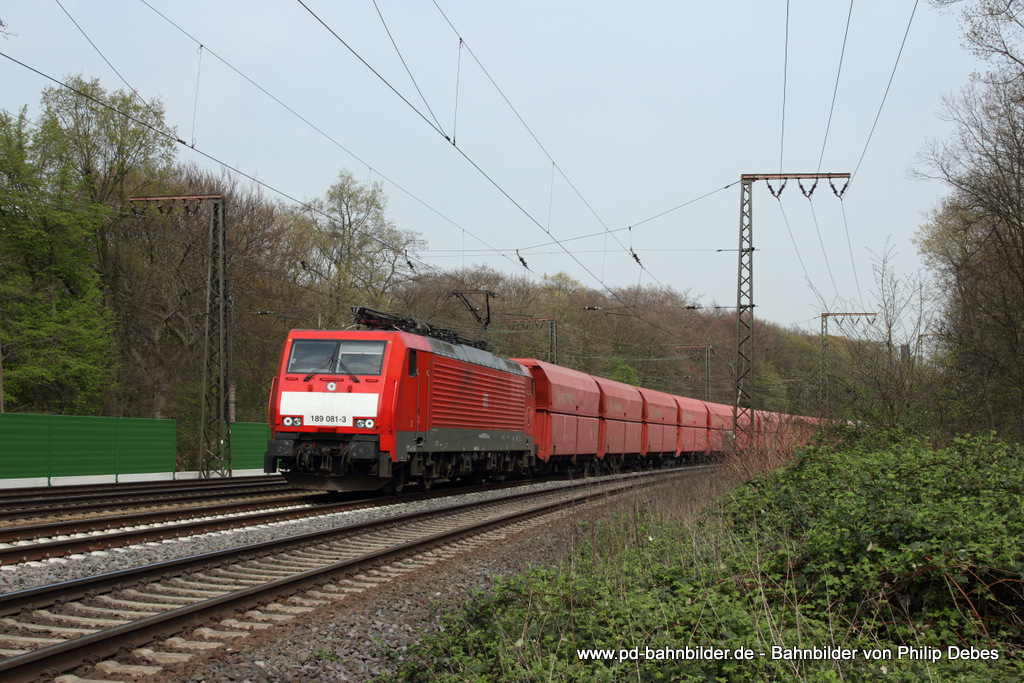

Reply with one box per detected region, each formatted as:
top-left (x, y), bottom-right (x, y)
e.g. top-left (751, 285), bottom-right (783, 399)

top-left (264, 307), bottom-right (816, 492)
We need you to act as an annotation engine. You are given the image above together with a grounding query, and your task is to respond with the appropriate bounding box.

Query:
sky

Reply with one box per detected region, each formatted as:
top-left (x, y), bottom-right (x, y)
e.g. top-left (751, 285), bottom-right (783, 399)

top-left (0, 1), bottom-right (983, 331)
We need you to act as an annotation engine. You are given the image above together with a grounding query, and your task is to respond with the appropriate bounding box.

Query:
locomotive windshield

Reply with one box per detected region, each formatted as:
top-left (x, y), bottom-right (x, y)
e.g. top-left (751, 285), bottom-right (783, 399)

top-left (286, 339), bottom-right (387, 376)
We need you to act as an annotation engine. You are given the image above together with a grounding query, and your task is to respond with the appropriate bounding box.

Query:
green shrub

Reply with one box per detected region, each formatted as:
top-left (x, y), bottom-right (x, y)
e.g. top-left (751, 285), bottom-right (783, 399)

top-left (391, 435), bottom-right (1024, 681)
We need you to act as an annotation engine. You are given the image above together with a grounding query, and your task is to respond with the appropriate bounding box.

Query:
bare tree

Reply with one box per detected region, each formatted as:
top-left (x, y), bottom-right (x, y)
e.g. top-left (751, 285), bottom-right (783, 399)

top-left (829, 243), bottom-right (939, 433)
top-left (297, 170), bottom-right (423, 326)
top-left (917, 69), bottom-right (1024, 435)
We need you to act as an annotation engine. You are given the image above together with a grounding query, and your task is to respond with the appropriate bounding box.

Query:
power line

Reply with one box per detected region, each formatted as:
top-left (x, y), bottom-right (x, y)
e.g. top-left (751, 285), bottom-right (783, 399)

top-left (817, 0), bottom-right (855, 173)
top-left (54, 0), bottom-right (177, 140)
top-left (513, 181), bottom-right (739, 253)
top-left (0, 50), bottom-right (447, 280)
top-left (812, 0), bottom-right (862, 311)
top-left (295, 0), bottom-right (446, 139)
top-left (429, 0), bottom-right (631, 257)
top-left (1, 54), bottom-right (700, 363)
top-left (294, 0), bottom-right (662, 316)
top-left (134, 0), bottom-right (530, 281)
top-left (371, 0), bottom-right (446, 136)
top-left (850, 0), bottom-right (920, 185)
top-left (780, 0), bottom-right (790, 175)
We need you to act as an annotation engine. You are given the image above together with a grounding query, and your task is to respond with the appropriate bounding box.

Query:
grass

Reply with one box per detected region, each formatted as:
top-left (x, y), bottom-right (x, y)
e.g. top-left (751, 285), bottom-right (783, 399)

top-left (387, 433), bottom-right (1024, 682)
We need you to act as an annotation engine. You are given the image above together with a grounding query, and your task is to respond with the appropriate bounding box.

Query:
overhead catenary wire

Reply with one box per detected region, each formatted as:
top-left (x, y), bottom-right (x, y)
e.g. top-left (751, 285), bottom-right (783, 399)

top-left (512, 181), bottom-right (740, 254)
top-left (0, 7), bottom-right (897, 389)
top-left (813, 0), bottom-right (864, 307)
top-left (775, 198), bottom-right (827, 312)
top-left (47, 1), bottom-right (689, 340)
top-left (191, 44), bottom-right (203, 147)
top-left (20, 2), bottom-right (911, 337)
top-left (807, 199), bottom-right (841, 300)
top-left (371, 0), bottom-right (447, 137)
top-left (53, 0), bottom-right (177, 141)
top-left (0, 51), bottom-right (447, 278)
top-left (427, 0), bottom-right (663, 282)
top-left (134, 0), bottom-right (531, 281)
top-left (294, 0), bottom-right (670, 316)
top-left (817, 0), bottom-right (855, 174)
top-left (850, 0), bottom-right (920, 185)
top-left (813, 0), bottom-right (916, 307)
top-left (139, 0), bottom-right (745, 340)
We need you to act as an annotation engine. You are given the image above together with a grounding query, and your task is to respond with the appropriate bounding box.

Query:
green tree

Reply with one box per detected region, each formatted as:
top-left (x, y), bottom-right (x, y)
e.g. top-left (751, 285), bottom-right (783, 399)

top-left (0, 109), bottom-right (114, 413)
top-left (35, 75), bottom-right (176, 290)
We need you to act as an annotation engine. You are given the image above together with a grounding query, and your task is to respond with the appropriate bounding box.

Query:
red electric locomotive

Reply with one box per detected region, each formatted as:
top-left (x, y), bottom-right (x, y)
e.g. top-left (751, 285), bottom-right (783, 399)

top-left (264, 308), bottom-right (535, 491)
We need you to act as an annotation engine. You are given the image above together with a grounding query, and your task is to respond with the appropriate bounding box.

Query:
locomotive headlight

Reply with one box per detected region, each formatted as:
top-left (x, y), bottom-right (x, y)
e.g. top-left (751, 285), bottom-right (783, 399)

top-left (355, 418), bottom-right (375, 429)
top-left (283, 417), bottom-right (293, 426)
top-left (282, 416), bottom-right (302, 427)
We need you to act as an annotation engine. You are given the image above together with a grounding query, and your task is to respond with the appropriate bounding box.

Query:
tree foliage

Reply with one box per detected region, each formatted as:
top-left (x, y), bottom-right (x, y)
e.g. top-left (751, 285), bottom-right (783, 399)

top-left (0, 108), bottom-right (114, 413)
top-left (914, 13), bottom-right (1024, 436)
top-left (298, 169), bottom-right (424, 325)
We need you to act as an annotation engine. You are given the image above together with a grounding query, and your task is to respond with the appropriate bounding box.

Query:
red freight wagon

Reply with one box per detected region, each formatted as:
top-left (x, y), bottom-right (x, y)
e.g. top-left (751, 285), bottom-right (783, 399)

top-left (705, 401), bottom-right (734, 453)
top-left (638, 387), bottom-right (680, 456)
top-left (514, 359), bottom-right (600, 461)
top-left (676, 396), bottom-right (709, 454)
top-left (593, 376), bottom-right (643, 458)
top-left (758, 411), bottom-right (801, 451)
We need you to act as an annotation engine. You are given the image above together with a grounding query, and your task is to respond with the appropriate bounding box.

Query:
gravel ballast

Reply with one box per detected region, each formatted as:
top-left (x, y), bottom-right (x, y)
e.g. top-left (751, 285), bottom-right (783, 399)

top-left (148, 515), bottom-right (576, 682)
top-left (8, 474), bottom-right (709, 682)
top-left (0, 478), bottom-right (584, 594)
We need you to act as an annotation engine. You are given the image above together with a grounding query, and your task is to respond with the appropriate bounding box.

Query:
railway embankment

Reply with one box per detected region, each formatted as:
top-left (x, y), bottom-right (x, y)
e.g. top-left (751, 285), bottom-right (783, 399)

top-left (392, 434), bottom-right (1024, 681)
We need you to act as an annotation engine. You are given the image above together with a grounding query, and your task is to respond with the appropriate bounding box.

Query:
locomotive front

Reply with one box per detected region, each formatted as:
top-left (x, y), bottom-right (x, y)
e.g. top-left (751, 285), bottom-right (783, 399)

top-left (264, 329), bottom-right (402, 491)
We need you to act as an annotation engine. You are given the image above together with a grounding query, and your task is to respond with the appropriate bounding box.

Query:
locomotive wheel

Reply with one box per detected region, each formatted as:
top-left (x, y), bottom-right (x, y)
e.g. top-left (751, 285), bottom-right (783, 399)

top-left (385, 468), bottom-right (407, 495)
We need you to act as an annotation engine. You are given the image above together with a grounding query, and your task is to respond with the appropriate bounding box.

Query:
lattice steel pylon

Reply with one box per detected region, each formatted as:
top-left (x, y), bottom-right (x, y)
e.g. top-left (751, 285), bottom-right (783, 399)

top-left (733, 173), bottom-right (849, 448)
top-left (129, 195), bottom-right (231, 477)
top-left (504, 318), bottom-right (558, 364)
top-left (819, 311), bottom-right (876, 416)
top-left (734, 178), bottom-right (755, 448)
top-left (202, 197), bottom-right (231, 478)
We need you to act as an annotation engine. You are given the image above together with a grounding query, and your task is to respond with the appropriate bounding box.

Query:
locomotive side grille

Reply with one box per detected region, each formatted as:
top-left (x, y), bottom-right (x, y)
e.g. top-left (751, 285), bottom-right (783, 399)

top-left (431, 357), bottom-right (529, 431)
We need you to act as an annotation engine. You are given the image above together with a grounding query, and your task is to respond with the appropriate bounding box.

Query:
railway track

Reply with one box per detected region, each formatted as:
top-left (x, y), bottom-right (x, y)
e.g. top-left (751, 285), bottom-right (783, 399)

top-left (0, 476), bottom-right (573, 567)
top-left (0, 469), bottom-right (699, 682)
top-left (0, 476), bottom-right (291, 524)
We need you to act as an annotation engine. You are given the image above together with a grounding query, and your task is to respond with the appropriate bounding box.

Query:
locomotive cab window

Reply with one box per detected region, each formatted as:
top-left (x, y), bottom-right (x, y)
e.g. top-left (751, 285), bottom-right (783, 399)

top-left (286, 339), bottom-right (338, 374)
top-left (286, 339), bottom-right (387, 376)
top-left (337, 340), bottom-right (386, 375)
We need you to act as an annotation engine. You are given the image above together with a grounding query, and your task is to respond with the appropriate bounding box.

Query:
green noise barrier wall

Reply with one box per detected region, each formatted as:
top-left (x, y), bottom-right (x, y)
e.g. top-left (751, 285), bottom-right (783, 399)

top-left (0, 414), bottom-right (270, 482)
top-left (229, 422), bottom-right (270, 471)
top-left (0, 413), bottom-right (175, 480)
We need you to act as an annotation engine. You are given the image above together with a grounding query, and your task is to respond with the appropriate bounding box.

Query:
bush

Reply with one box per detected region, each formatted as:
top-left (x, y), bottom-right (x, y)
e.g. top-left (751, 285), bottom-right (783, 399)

top-left (391, 435), bottom-right (1024, 681)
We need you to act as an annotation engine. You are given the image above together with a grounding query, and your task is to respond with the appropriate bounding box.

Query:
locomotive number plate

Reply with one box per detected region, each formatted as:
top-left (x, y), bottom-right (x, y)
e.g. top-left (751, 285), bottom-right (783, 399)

top-left (280, 391), bottom-right (379, 426)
